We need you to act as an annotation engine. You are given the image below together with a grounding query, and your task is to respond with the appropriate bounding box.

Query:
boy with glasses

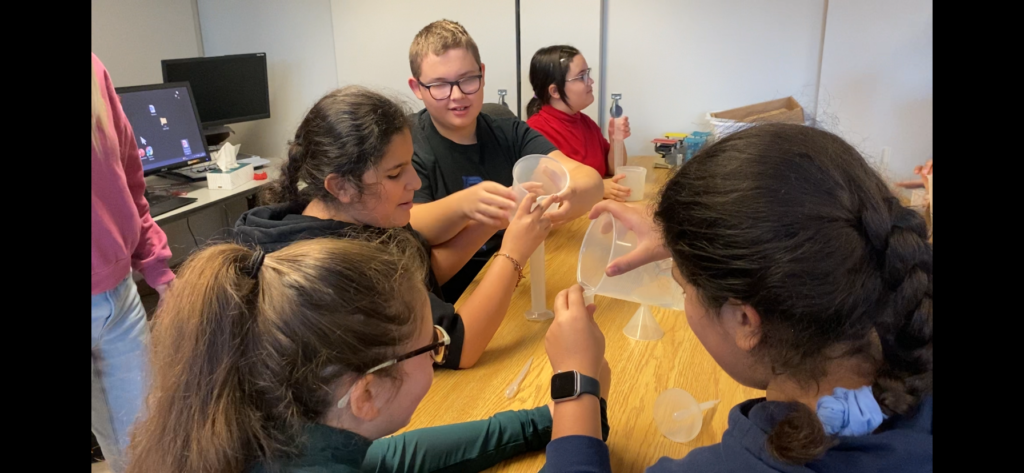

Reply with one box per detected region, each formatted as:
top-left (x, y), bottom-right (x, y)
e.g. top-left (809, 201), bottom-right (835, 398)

top-left (406, 19), bottom-right (604, 302)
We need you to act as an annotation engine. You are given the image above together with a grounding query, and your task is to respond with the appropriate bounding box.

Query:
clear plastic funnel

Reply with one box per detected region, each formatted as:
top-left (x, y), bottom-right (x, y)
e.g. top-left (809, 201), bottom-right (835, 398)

top-left (654, 388), bottom-right (719, 443)
top-left (623, 304), bottom-right (664, 341)
top-left (577, 212), bottom-right (686, 311)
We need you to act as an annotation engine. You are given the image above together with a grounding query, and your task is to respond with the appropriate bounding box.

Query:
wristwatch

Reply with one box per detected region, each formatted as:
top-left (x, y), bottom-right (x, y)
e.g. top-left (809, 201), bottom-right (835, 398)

top-left (551, 370), bottom-right (601, 402)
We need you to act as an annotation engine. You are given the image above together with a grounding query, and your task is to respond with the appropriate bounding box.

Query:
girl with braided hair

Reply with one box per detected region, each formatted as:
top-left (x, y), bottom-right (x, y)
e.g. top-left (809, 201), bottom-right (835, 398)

top-left (541, 122), bottom-right (932, 472)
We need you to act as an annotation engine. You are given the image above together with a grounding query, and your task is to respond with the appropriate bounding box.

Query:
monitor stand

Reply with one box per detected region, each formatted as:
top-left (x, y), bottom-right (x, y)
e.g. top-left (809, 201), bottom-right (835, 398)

top-left (204, 125), bottom-right (234, 150)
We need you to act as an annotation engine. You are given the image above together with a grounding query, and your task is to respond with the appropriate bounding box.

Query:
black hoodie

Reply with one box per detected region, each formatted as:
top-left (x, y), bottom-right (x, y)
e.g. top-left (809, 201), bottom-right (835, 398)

top-left (229, 202), bottom-right (465, 369)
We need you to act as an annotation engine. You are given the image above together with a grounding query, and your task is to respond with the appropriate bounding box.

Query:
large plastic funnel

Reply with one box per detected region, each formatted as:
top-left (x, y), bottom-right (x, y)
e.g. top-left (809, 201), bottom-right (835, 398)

top-left (577, 212), bottom-right (686, 311)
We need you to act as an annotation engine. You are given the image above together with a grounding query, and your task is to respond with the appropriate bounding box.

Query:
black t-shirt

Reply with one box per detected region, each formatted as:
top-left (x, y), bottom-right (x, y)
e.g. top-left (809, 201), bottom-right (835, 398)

top-left (411, 109), bottom-right (558, 203)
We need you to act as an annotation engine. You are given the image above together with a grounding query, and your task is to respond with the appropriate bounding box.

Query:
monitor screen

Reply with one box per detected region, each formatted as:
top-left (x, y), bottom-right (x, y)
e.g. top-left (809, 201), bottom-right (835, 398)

top-left (161, 53), bottom-right (271, 127)
top-left (115, 82), bottom-right (210, 176)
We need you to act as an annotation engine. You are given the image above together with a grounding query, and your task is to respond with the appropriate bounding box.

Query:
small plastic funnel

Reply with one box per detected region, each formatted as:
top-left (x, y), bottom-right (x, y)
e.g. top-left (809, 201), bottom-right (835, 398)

top-left (623, 304), bottom-right (664, 341)
top-left (577, 212), bottom-right (686, 311)
top-left (654, 388), bottom-right (719, 443)
top-left (617, 166), bottom-right (647, 202)
top-left (512, 154), bottom-right (570, 212)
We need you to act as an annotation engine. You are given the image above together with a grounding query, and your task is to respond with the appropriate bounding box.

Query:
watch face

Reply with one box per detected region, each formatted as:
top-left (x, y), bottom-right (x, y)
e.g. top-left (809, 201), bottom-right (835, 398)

top-left (551, 371), bottom-right (579, 399)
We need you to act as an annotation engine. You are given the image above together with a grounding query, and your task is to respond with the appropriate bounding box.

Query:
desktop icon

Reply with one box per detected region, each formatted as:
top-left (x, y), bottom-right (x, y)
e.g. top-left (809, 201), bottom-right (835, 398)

top-left (138, 148), bottom-right (145, 158)
top-left (149, 105), bottom-right (156, 114)
top-left (145, 146), bottom-right (153, 157)
top-left (181, 139), bottom-right (191, 155)
top-left (160, 117), bottom-right (168, 130)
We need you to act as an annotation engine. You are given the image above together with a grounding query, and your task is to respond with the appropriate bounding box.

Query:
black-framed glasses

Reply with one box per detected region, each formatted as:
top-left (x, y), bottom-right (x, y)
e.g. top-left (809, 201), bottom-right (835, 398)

top-left (567, 68), bottom-right (592, 83)
top-left (337, 325), bottom-right (450, 407)
top-left (417, 74), bottom-right (483, 100)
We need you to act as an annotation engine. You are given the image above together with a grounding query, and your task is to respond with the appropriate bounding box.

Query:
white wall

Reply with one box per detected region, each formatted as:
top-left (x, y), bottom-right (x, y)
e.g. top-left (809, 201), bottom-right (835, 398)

top-left (519, 0), bottom-right (602, 122)
top-left (197, 0), bottom-right (340, 159)
top-left (91, 0), bottom-right (203, 87)
top-left (604, 0), bottom-right (826, 157)
top-left (817, 0), bottom-right (932, 181)
top-left (330, 0), bottom-right (519, 115)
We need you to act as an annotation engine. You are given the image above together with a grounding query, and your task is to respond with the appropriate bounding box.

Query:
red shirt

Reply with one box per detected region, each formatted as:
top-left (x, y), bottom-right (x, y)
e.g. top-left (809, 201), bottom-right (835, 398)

top-left (527, 105), bottom-right (610, 176)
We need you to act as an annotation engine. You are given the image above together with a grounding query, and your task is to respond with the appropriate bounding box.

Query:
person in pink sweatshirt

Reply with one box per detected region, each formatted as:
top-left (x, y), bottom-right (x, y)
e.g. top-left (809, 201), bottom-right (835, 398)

top-left (91, 52), bottom-right (174, 473)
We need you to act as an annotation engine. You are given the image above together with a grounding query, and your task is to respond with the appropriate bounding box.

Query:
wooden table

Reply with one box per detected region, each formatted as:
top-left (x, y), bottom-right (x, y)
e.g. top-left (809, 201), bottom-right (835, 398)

top-left (398, 167), bottom-right (765, 472)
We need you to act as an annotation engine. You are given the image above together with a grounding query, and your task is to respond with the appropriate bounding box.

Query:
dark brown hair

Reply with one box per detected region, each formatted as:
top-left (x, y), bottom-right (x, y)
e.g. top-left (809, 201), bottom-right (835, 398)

top-left (125, 233), bottom-right (428, 472)
top-left (261, 86), bottom-right (410, 206)
top-left (526, 45), bottom-right (581, 118)
top-left (655, 123), bottom-right (932, 464)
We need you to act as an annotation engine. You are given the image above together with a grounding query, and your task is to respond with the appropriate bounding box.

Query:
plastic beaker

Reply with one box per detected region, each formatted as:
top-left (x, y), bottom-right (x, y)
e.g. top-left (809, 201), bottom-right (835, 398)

top-left (577, 212), bottom-right (686, 311)
top-left (512, 154), bottom-right (569, 212)
top-left (617, 166), bottom-right (646, 202)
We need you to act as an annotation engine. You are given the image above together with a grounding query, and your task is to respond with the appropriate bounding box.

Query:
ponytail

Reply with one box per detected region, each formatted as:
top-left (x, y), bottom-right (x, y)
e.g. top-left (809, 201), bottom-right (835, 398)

top-left (261, 139), bottom-right (306, 205)
top-left (127, 244), bottom-right (267, 473)
top-left (526, 96), bottom-right (542, 118)
top-left (127, 234), bottom-right (429, 472)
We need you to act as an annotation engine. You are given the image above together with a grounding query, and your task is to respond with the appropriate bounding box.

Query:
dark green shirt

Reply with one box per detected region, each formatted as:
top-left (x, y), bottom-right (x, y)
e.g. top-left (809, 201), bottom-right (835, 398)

top-left (250, 406), bottom-right (553, 473)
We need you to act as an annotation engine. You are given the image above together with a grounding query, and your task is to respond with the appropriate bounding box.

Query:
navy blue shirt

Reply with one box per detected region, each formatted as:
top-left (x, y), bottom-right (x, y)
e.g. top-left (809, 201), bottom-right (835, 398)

top-left (545, 396), bottom-right (933, 473)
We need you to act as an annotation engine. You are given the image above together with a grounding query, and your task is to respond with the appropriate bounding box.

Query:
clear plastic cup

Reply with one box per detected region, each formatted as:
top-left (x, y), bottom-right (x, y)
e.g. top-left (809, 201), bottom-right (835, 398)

top-left (617, 166), bottom-right (646, 202)
top-left (512, 154), bottom-right (569, 212)
top-left (577, 212), bottom-right (686, 311)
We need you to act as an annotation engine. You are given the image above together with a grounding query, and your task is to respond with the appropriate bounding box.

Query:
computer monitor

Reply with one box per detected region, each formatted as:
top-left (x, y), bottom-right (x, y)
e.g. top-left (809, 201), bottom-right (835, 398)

top-left (115, 82), bottom-right (211, 176)
top-left (161, 53), bottom-right (271, 128)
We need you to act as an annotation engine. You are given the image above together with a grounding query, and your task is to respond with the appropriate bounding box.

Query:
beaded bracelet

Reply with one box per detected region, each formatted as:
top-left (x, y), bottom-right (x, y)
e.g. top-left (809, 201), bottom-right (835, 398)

top-left (492, 253), bottom-right (524, 288)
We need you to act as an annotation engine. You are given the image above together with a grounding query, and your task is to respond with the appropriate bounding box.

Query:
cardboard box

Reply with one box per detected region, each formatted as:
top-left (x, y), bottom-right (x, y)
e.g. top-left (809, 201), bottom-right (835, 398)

top-left (709, 96), bottom-right (805, 125)
top-left (207, 162), bottom-right (255, 190)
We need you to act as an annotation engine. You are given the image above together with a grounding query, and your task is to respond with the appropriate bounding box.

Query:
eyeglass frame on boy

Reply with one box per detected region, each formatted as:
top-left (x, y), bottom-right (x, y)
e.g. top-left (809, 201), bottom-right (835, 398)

top-left (417, 74), bottom-right (483, 100)
top-left (336, 325), bottom-right (451, 408)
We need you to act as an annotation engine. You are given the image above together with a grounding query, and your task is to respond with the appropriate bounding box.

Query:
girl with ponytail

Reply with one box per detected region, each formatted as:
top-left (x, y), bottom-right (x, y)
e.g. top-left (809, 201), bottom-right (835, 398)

top-left (232, 85), bottom-right (558, 369)
top-left (542, 123), bottom-right (932, 472)
top-left (525, 46), bottom-right (632, 202)
top-left (126, 234), bottom-right (568, 473)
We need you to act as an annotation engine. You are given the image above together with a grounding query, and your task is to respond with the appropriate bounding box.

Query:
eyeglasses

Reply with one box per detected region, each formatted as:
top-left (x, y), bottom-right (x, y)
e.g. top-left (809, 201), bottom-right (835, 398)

top-left (337, 325), bottom-right (451, 407)
top-left (567, 68), bottom-right (592, 84)
top-left (417, 74), bottom-right (483, 100)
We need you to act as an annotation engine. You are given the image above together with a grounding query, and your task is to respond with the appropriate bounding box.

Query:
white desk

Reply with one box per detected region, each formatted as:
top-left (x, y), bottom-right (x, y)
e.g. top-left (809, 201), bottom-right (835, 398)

top-left (147, 157), bottom-right (283, 224)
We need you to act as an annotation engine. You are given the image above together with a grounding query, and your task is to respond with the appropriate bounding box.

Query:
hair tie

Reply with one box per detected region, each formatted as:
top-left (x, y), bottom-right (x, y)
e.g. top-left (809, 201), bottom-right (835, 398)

top-left (816, 386), bottom-right (887, 436)
top-left (245, 248), bottom-right (267, 279)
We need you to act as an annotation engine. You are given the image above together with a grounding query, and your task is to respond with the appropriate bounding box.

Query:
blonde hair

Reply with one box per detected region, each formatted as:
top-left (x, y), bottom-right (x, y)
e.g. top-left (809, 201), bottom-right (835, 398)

top-left (408, 19), bottom-right (481, 79)
top-left (91, 60), bottom-right (109, 147)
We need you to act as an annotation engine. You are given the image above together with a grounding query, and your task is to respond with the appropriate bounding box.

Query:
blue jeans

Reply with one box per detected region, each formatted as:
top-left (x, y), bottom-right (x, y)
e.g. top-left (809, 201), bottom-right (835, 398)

top-left (91, 275), bottom-right (150, 473)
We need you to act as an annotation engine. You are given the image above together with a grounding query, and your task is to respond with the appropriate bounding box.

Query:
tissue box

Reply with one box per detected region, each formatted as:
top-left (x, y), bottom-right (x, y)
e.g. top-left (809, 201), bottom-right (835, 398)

top-left (207, 162), bottom-right (254, 190)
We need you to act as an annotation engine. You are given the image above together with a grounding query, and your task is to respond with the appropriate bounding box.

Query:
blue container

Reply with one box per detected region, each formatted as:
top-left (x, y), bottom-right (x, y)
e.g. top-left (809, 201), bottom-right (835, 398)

top-left (683, 136), bottom-right (702, 161)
